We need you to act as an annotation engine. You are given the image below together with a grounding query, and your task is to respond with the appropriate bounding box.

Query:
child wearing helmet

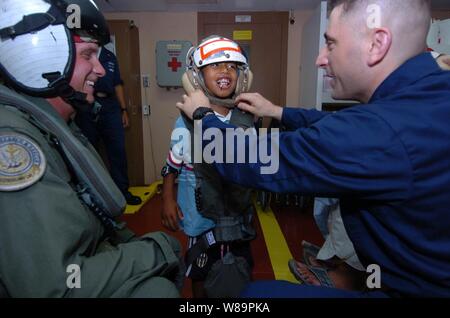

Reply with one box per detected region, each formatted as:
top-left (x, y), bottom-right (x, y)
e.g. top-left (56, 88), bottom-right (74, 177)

top-left (161, 36), bottom-right (256, 298)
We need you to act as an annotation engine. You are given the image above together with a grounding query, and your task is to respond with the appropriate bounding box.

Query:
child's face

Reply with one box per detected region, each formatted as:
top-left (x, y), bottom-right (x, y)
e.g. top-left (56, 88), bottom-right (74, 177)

top-left (202, 62), bottom-right (238, 98)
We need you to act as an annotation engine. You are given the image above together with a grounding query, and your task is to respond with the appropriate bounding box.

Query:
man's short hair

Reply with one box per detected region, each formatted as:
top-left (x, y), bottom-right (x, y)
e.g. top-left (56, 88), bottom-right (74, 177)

top-left (328, 0), bottom-right (358, 14)
top-left (327, 0), bottom-right (431, 16)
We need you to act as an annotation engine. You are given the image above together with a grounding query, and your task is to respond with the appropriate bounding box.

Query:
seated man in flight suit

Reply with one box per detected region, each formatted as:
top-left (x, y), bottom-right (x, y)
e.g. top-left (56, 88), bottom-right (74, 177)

top-left (0, 0), bottom-right (182, 297)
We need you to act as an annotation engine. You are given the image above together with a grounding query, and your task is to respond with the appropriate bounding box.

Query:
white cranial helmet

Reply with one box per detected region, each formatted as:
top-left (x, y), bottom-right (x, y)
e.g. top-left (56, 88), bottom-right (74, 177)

top-left (0, 0), bottom-right (72, 97)
top-left (183, 35), bottom-right (252, 108)
top-left (0, 0), bottom-right (109, 104)
top-left (192, 35), bottom-right (248, 68)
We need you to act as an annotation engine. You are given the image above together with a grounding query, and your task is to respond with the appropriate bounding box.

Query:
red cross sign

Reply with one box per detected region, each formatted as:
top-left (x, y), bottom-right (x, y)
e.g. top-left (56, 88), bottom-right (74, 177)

top-left (168, 57), bottom-right (182, 72)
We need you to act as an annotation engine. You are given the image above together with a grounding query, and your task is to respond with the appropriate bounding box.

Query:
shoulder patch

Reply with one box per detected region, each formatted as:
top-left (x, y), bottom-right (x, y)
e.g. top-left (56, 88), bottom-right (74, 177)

top-left (0, 133), bottom-right (46, 191)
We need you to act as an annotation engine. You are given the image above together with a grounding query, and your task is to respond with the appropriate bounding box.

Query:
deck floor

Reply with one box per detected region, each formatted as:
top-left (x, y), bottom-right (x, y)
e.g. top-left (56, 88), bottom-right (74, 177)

top-left (121, 193), bottom-right (323, 298)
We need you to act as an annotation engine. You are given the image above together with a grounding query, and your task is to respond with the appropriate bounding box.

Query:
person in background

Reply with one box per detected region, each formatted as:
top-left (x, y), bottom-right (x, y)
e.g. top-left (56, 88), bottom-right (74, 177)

top-left (75, 45), bottom-right (142, 205)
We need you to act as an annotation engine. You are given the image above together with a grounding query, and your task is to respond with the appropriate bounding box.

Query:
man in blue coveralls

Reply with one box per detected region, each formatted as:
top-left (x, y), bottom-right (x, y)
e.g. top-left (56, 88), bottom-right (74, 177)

top-left (176, 0), bottom-right (450, 297)
top-left (75, 47), bottom-right (141, 205)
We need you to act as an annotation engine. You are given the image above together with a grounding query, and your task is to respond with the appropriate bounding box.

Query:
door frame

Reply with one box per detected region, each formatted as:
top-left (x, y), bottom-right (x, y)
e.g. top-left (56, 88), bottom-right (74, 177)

top-left (106, 19), bottom-right (145, 186)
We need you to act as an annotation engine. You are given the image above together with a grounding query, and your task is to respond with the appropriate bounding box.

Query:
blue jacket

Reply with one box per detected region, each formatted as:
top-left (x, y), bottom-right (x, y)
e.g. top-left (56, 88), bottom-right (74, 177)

top-left (94, 48), bottom-right (123, 113)
top-left (201, 53), bottom-right (450, 297)
top-left (95, 47), bottom-right (123, 95)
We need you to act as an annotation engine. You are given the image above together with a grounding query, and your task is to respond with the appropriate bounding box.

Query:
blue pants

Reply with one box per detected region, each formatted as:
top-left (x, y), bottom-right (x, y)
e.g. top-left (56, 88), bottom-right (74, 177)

top-left (240, 281), bottom-right (389, 298)
top-left (75, 106), bottom-right (129, 193)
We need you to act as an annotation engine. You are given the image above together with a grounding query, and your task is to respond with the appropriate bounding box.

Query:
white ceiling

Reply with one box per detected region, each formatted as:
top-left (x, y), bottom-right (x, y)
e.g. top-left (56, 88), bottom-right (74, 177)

top-left (97, 0), bottom-right (450, 12)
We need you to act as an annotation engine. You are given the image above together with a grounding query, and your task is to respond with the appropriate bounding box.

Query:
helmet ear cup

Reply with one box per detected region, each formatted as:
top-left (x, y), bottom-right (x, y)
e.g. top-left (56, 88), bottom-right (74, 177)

top-left (247, 69), bottom-right (253, 91)
top-left (185, 46), bottom-right (196, 66)
top-left (183, 45), bottom-right (201, 94)
top-left (182, 72), bottom-right (195, 94)
top-left (235, 68), bottom-right (253, 95)
top-left (182, 69), bottom-right (203, 94)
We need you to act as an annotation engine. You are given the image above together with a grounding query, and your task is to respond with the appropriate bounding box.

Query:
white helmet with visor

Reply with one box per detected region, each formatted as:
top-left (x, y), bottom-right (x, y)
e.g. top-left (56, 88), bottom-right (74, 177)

top-left (0, 0), bottom-right (109, 111)
top-left (183, 35), bottom-right (253, 108)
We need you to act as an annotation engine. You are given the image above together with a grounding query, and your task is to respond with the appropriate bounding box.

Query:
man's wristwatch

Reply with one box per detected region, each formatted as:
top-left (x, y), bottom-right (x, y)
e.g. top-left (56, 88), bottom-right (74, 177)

top-left (161, 164), bottom-right (178, 178)
top-left (192, 107), bottom-right (214, 120)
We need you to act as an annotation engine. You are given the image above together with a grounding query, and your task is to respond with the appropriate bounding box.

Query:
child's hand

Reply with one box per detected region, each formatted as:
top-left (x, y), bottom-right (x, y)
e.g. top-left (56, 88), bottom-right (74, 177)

top-left (176, 89), bottom-right (211, 119)
top-left (437, 54), bottom-right (450, 70)
top-left (235, 93), bottom-right (283, 121)
top-left (161, 199), bottom-right (184, 232)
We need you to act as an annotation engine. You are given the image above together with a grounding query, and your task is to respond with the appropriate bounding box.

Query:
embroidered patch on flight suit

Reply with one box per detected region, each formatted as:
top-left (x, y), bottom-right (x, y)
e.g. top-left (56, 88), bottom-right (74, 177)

top-left (0, 133), bottom-right (46, 191)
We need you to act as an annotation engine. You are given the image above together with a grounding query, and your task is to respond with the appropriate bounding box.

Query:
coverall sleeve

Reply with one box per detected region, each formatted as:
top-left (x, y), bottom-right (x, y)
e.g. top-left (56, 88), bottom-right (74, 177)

top-left (281, 107), bottom-right (331, 130)
top-left (202, 106), bottom-right (412, 201)
top-left (0, 126), bottom-right (180, 297)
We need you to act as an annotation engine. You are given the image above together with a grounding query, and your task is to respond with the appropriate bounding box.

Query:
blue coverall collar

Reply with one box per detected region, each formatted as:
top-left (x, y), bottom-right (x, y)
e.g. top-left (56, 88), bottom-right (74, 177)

top-left (369, 52), bottom-right (442, 104)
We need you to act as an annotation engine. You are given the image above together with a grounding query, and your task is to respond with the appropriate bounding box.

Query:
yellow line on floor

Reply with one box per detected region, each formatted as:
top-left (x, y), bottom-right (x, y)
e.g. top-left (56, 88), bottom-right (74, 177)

top-left (125, 181), bottom-right (162, 214)
top-left (254, 201), bottom-right (299, 283)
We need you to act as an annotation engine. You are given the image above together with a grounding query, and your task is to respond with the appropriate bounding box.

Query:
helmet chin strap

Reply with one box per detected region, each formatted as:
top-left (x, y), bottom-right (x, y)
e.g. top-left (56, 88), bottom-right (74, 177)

top-left (43, 72), bottom-right (92, 113)
top-left (62, 89), bottom-right (92, 114)
top-left (205, 92), bottom-right (236, 109)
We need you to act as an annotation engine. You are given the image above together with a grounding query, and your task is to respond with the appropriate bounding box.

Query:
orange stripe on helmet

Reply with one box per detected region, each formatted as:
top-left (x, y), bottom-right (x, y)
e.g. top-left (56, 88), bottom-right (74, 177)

top-left (199, 38), bottom-right (242, 60)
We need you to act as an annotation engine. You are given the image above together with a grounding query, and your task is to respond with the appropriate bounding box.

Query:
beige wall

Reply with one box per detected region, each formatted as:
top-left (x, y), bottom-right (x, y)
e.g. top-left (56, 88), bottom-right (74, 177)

top-left (105, 12), bottom-right (197, 184)
top-left (105, 10), bottom-right (312, 184)
top-left (286, 10), bottom-right (313, 107)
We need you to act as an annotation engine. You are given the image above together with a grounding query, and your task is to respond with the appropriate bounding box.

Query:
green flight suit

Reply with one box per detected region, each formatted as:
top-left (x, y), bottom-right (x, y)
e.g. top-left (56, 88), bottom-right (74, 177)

top-left (0, 86), bottom-right (182, 297)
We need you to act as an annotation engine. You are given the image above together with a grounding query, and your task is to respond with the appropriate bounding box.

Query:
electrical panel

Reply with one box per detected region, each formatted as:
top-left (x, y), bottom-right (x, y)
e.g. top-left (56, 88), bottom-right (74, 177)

top-left (428, 19), bottom-right (450, 54)
top-left (156, 40), bottom-right (192, 87)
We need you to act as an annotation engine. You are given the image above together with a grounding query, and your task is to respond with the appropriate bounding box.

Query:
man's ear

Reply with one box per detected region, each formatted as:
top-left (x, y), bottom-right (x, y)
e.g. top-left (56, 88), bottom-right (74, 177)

top-left (367, 28), bottom-right (392, 67)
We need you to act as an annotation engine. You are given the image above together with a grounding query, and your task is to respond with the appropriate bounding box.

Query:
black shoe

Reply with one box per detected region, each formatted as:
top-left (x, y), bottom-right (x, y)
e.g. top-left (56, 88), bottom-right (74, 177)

top-left (124, 191), bottom-right (142, 205)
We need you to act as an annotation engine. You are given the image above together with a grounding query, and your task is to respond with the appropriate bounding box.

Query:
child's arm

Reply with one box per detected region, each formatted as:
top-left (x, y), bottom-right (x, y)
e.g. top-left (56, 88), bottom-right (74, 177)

top-left (161, 172), bottom-right (184, 232)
